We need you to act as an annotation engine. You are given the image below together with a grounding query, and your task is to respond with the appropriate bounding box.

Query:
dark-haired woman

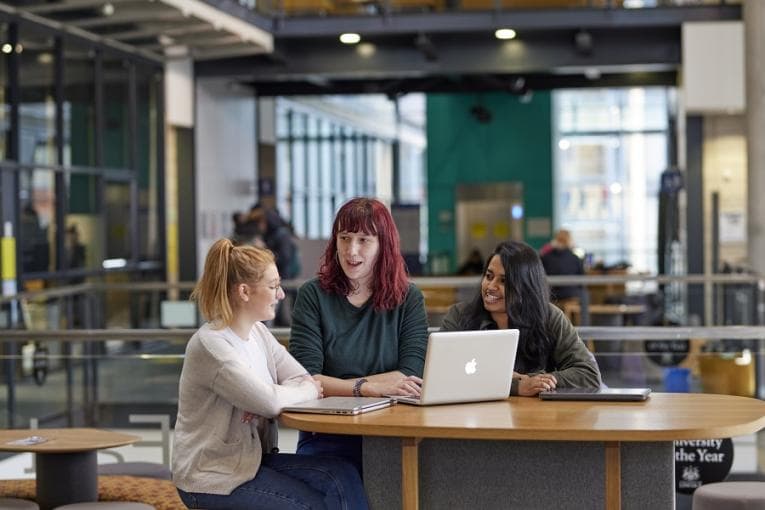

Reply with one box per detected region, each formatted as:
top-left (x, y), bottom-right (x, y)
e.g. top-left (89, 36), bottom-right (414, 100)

top-left (289, 197), bottom-right (428, 471)
top-left (441, 241), bottom-right (601, 397)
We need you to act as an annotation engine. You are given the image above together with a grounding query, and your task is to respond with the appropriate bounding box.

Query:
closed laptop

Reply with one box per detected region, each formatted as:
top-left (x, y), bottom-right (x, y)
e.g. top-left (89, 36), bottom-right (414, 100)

top-left (282, 396), bottom-right (393, 415)
top-left (539, 387), bottom-right (651, 402)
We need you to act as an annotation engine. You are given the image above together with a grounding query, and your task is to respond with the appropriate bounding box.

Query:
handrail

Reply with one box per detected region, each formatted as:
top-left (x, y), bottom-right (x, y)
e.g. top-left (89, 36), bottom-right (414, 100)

top-left (1, 326), bottom-right (764, 343)
top-left (1, 273), bottom-right (762, 304)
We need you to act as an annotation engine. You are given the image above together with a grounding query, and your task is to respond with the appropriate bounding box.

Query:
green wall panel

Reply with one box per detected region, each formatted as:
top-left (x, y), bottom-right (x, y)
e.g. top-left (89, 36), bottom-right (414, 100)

top-left (426, 91), bottom-right (553, 271)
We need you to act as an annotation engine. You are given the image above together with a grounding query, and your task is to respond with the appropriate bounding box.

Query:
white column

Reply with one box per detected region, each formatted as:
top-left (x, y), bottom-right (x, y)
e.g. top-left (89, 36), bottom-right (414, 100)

top-left (745, 0), bottom-right (765, 275)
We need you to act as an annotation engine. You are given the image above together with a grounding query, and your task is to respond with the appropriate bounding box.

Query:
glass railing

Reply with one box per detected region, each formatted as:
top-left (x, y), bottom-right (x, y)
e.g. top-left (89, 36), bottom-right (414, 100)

top-left (0, 274), bottom-right (761, 428)
top-left (0, 324), bottom-right (761, 429)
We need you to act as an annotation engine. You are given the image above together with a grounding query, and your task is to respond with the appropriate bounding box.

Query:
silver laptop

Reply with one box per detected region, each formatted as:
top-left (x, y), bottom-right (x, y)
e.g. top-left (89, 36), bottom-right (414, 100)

top-left (394, 329), bottom-right (519, 406)
top-left (539, 387), bottom-right (651, 402)
top-left (282, 396), bottom-right (393, 415)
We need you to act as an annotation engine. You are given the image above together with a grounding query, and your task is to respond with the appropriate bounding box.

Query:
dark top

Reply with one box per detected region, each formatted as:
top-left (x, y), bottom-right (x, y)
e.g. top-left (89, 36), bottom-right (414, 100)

top-left (289, 278), bottom-right (428, 379)
top-left (440, 301), bottom-right (602, 395)
top-left (541, 248), bottom-right (585, 301)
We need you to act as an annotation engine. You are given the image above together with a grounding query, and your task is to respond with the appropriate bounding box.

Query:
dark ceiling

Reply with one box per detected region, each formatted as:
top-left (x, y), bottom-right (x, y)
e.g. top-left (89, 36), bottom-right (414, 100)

top-left (197, 3), bottom-right (740, 95)
top-left (1, 1), bottom-right (742, 95)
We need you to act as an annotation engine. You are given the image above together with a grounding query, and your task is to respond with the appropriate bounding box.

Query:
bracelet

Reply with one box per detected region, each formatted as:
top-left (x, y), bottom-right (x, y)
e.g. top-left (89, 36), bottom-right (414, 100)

top-left (352, 378), bottom-right (368, 397)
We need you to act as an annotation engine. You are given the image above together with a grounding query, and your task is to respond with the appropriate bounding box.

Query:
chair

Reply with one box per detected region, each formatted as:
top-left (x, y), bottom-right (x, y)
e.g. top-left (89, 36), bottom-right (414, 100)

top-left (97, 414), bottom-right (172, 480)
top-left (0, 498), bottom-right (39, 509)
top-left (692, 481), bottom-right (765, 510)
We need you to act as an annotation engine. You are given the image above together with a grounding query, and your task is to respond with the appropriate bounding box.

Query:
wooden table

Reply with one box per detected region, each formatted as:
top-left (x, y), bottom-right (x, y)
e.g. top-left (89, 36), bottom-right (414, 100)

top-left (282, 393), bottom-right (765, 510)
top-left (0, 428), bottom-right (140, 510)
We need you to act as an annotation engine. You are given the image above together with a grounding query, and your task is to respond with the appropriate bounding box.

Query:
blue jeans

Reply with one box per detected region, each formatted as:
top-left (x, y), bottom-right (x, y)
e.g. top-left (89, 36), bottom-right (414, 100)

top-left (177, 453), bottom-right (368, 510)
top-left (297, 431), bottom-right (363, 475)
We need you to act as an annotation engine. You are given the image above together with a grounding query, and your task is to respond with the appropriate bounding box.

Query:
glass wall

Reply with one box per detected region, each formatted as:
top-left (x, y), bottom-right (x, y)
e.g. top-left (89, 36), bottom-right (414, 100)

top-left (275, 95), bottom-right (423, 240)
top-left (553, 87), bottom-right (671, 273)
top-left (0, 15), bottom-right (164, 294)
top-left (18, 29), bottom-right (56, 167)
top-left (0, 23), bottom-right (9, 161)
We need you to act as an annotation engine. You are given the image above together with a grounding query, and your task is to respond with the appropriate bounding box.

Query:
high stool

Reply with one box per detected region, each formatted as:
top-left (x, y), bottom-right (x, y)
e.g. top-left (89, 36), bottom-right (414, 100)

top-left (692, 481), bottom-right (765, 510)
top-left (0, 498), bottom-right (39, 509)
top-left (52, 504), bottom-right (155, 510)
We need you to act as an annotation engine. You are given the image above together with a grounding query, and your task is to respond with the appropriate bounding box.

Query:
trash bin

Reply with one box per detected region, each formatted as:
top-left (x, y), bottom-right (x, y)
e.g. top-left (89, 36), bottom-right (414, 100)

top-left (664, 367), bottom-right (691, 392)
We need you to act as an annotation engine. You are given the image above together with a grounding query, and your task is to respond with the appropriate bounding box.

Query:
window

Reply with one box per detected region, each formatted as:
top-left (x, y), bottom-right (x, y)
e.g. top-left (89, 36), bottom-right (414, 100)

top-left (275, 97), bottom-right (398, 239)
top-left (553, 87), bottom-right (671, 273)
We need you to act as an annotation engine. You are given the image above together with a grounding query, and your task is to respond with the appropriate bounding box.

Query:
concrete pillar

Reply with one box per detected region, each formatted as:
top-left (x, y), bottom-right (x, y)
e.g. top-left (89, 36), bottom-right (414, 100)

top-left (745, 0), bottom-right (765, 275)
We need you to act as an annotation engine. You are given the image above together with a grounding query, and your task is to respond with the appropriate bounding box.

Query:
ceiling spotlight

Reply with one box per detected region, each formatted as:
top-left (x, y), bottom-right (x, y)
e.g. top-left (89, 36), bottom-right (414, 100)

top-left (1, 43), bottom-right (11, 54)
top-left (415, 33), bottom-right (438, 62)
top-left (357, 42), bottom-right (376, 57)
top-left (584, 67), bottom-right (601, 80)
top-left (14, 43), bottom-right (23, 54)
top-left (339, 33), bottom-right (361, 45)
top-left (495, 28), bottom-right (516, 40)
top-left (101, 2), bottom-right (115, 16)
top-left (574, 29), bottom-right (593, 56)
top-left (37, 52), bottom-right (53, 65)
top-left (510, 76), bottom-right (526, 93)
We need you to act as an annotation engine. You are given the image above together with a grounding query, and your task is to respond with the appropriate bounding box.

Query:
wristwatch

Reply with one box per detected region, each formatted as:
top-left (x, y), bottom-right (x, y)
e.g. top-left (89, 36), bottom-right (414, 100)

top-left (353, 378), bottom-right (368, 397)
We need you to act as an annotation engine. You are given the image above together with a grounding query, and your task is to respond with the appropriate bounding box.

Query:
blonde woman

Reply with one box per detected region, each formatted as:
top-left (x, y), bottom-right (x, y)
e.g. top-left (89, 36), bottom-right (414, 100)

top-left (172, 238), bottom-right (368, 510)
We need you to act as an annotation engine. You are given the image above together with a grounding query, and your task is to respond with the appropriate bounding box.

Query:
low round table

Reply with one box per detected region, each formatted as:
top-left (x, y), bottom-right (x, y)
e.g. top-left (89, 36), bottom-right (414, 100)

top-left (0, 428), bottom-right (140, 510)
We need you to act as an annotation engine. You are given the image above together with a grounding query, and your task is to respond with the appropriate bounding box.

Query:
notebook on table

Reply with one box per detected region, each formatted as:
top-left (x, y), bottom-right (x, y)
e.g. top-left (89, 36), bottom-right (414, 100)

top-left (282, 396), bottom-right (393, 415)
top-left (539, 387), bottom-right (651, 402)
top-left (392, 329), bottom-right (519, 406)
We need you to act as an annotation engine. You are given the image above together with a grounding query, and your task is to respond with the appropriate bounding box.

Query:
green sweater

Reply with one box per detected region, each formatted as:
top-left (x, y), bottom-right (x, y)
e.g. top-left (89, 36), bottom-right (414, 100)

top-left (289, 278), bottom-right (428, 379)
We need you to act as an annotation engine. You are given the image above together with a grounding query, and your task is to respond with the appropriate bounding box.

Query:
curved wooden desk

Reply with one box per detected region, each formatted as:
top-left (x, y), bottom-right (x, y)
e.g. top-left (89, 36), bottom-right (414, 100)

top-left (282, 393), bottom-right (765, 510)
top-left (0, 428), bottom-right (140, 510)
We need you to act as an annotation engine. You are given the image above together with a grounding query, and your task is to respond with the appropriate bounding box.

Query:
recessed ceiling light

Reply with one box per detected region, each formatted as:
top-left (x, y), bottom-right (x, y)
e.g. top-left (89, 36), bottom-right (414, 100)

top-left (357, 42), bottom-right (376, 57)
top-left (495, 28), bottom-right (516, 40)
top-left (1, 44), bottom-right (11, 54)
top-left (339, 33), bottom-right (361, 45)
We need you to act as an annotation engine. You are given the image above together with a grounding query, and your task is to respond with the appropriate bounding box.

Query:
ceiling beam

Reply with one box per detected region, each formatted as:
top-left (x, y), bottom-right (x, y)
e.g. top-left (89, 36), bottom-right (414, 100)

top-left (107, 23), bottom-right (214, 41)
top-left (69, 8), bottom-right (187, 29)
top-left (198, 27), bottom-right (680, 82)
top-left (271, 5), bottom-right (740, 37)
top-left (25, 0), bottom-right (136, 15)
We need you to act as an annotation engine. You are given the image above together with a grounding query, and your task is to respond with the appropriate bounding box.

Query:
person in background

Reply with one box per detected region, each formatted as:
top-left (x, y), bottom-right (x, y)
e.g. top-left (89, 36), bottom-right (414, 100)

top-left (65, 224), bottom-right (86, 281)
top-left (248, 205), bottom-right (299, 325)
top-left (173, 238), bottom-right (368, 510)
top-left (457, 248), bottom-right (485, 276)
top-left (440, 241), bottom-right (601, 396)
top-left (540, 229), bottom-right (585, 308)
top-left (289, 197), bottom-right (428, 472)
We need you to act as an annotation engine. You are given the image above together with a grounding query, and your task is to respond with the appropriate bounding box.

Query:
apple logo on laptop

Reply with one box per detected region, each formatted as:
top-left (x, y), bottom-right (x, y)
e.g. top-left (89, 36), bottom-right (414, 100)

top-left (464, 358), bottom-right (477, 375)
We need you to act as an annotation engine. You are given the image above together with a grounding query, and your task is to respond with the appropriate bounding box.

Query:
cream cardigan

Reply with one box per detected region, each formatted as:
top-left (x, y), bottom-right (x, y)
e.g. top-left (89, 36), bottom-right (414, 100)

top-left (172, 321), bottom-right (318, 495)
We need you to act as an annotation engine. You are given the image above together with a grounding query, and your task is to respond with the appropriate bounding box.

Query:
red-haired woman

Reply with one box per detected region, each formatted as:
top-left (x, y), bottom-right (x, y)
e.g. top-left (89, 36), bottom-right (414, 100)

top-left (289, 197), bottom-right (428, 472)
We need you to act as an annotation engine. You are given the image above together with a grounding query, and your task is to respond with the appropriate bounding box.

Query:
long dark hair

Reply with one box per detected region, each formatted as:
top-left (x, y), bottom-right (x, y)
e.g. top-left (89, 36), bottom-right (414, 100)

top-left (318, 197), bottom-right (409, 311)
top-left (460, 241), bottom-right (553, 370)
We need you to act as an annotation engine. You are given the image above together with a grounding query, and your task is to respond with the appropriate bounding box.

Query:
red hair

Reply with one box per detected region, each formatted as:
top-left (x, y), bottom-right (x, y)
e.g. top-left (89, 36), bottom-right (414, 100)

top-left (318, 197), bottom-right (409, 311)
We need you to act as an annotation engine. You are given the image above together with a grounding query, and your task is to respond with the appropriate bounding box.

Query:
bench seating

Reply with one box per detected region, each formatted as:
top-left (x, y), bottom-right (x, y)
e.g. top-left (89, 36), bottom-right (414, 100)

top-left (0, 476), bottom-right (184, 510)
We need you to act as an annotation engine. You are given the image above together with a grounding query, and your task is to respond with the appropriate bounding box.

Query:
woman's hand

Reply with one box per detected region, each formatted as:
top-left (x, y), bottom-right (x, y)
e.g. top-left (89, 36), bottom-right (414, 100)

top-left (305, 375), bottom-right (323, 398)
top-left (363, 375), bottom-right (422, 397)
top-left (517, 373), bottom-right (558, 397)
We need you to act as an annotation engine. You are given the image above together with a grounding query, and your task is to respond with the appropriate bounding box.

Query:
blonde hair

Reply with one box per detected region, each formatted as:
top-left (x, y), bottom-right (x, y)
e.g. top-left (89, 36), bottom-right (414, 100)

top-left (191, 238), bottom-right (275, 327)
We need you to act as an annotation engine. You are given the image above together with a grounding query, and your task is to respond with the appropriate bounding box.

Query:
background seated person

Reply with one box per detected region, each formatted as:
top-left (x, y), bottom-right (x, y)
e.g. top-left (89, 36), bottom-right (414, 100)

top-left (289, 197), bottom-right (428, 472)
top-left (440, 241), bottom-right (602, 397)
top-left (540, 229), bottom-right (585, 309)
top-left (173, 239), bottom-right (368, 510)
